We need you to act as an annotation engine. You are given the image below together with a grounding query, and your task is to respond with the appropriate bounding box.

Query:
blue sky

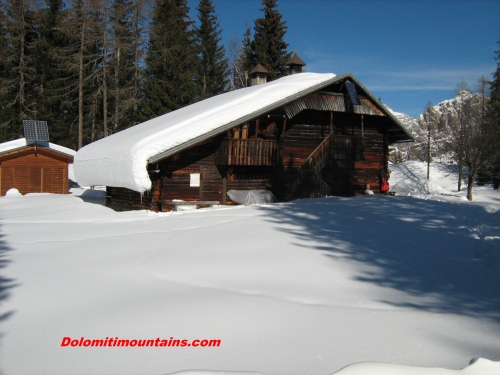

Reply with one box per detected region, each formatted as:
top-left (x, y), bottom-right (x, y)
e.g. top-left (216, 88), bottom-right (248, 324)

top-left (188, 0), bottom-right (500, 118)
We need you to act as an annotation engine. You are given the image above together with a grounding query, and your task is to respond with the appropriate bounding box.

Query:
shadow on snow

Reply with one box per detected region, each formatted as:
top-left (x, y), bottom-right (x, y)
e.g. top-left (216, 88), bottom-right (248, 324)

top-left (258, 196), bottom-right (500, 321)
top-left (0, 224), bottom-right (17, 343)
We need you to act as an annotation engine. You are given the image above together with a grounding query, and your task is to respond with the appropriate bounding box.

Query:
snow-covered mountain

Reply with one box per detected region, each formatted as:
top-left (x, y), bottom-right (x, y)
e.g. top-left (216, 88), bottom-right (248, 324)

top-left (387, 91), bottom-right (486, 164)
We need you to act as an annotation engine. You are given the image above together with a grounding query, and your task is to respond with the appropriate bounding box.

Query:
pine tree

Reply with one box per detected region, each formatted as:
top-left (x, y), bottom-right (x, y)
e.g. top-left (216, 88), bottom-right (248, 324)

top-left (108, 0), bottom-right (141, 134)
top-left (195, 0), bottom-right (228, 100)
top-left (0, 1), bottom-right (14, 140)
top-left (34, 0), bottom-right (74, 148)
top-left (129, 0), bottom-right (147, 125)
top-left (250, 0), bottom-right (290, 80)
top-left (485, 40), bottom-right (500, 181)
top-left (1, 0), bottom-right (40, 140)
top-left (65, 0), bottom-right (105, 149)
top-left (141, 0), bottom-right (198, 118)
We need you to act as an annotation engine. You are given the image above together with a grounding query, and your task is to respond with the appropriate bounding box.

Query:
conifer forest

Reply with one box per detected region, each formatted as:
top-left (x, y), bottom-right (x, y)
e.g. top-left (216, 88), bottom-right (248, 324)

top-left (0, 0), bottom-right (290, 150)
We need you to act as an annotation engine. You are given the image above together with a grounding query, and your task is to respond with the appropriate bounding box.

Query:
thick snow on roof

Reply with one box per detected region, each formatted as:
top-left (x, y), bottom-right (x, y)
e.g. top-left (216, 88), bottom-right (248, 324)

top-left (0, 138), bottom-right (76, 158)
top-left (74, 73), bottom-right (336, 193)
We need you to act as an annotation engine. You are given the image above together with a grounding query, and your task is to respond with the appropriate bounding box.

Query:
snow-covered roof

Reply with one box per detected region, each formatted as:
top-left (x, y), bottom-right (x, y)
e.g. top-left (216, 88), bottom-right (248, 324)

top-left (0, 138), bottom-right (76, 158)
top-left (74, 73), bottom-right (337, 192)
top-left (74, 72), bottom-right (412, 193)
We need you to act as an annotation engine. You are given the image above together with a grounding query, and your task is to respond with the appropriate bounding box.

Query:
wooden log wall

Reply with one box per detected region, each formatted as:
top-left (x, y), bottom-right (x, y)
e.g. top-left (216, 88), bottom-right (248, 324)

top-left (322, 125), bottom-right (387, 196)
top-left (273, 170), bottom-right (331, 201)
top-left (106, 139), bottom-right (277, 211)
top-left (106, 108), bottom-right (392, 210)
top-left (158, 139), bottom-right (222, 206)
top-left (352, 130), bottom-right (386, 193)
top-left (0, 148), bottom-right (70, 195)
top-left (282, 119), bottom-right (327, 169)
top-left (106, 186), bottom-right (154, 211)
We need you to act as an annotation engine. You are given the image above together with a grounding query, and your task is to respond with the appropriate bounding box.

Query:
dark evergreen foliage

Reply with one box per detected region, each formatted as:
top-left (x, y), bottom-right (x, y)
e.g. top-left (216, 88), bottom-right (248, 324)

top-left (194, 0), bottom-right (228, 100)
top-left (141, 0), bottom-right (198, 119)
top-left (485, 40), bottom-right (500, 176)
top-left (1, 0), bottom-right (40, 139)
top-left (249, 0), bottom-right (290, 80)
top-left (0, 0), bottom-right (290, 148)
top-left (108, 0), bottom-right (139, 134)
top-left (34, 0), bottom-right (75, 148)
top-left (64, 0), bottom-right (106, 149)
top-left (0, 1), bottom-right (15, 139)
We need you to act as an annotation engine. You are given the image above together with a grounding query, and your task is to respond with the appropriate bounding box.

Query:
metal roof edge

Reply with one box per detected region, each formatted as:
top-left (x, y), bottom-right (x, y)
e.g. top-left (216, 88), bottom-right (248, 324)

top-left (0, 145), bottom-right (29, 156)
top-left (0, 143), bottom-right (75, 159)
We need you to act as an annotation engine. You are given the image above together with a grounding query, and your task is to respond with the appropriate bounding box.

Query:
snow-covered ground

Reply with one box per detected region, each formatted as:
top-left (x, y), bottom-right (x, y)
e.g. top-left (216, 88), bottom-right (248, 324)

top-left (1, 161), bottom-right (499, 375)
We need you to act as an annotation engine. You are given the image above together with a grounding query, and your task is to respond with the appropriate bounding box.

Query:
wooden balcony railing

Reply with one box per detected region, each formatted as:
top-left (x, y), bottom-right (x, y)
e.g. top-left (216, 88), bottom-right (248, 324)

top-left (215, 139), bottom-right (280, 166)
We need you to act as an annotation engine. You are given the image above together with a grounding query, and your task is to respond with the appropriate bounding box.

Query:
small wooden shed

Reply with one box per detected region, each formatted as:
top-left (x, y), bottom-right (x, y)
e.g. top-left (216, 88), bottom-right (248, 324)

top-left (0, 138), bottom-right (75, 196)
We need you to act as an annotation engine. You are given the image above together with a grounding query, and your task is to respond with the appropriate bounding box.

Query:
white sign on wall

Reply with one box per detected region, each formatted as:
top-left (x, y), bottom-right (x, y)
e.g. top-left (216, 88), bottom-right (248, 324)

top-left (190, 173), bottom-right (200, 187)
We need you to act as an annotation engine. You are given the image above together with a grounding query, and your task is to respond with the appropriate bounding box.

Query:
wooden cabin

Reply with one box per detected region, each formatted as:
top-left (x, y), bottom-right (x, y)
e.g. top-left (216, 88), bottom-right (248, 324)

top-left (74, 72), bottom-right (413, 211)
top-left (0, 138), bottom-right (75, 196)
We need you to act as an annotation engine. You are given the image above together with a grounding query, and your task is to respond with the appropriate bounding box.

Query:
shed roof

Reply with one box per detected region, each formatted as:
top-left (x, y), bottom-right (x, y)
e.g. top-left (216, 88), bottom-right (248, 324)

top-left (0, 138), bottom-right (76, 159)
top-left (74, 72), bottom-right (413, 193)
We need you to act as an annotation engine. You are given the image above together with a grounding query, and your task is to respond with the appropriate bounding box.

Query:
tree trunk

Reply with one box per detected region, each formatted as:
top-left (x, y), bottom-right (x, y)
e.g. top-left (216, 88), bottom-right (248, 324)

top-left (103, 24), bottom-right (108, 137)
top-left (467, 173), bottom-right (474, 201)
top-left (17, 0), bottom-right (28, 120)
top-left (458, 161), bottom-right (462, 191)
top-left (78, 17), bottom-right (85, 150)
top-left (114, 47), bottom-right (120, 131)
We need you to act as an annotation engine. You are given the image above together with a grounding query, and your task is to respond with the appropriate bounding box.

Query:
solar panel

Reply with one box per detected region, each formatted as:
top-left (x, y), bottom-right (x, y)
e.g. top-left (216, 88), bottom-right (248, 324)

top-left (345, 80), bottom-right (361, 106)
top-left (23, 120), bottom-right (50, 142)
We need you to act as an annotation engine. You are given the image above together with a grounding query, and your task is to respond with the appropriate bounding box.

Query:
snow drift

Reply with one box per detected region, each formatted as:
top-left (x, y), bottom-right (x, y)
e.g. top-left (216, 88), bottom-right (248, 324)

top-left (1, 161), bottom-right (499, 375)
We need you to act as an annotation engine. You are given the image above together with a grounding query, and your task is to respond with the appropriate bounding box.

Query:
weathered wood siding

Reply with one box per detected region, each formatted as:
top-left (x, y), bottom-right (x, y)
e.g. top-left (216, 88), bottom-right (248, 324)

top-left (322, 122), bottom-right (387, 196)
top-left (106, 103), bottom-right (393, 210)
top-left (106, 186), bottom-right (154, 211)
top-left (0, 147), bottom-right (71, 195)
top-left (352, 129), bottom-right (386, 193)
top-left (282, 119), bottom-right (328, 169)
top-left (157, 139), bottom-right (222, 206)
top-left (108, 138), bottom-right (274, 211)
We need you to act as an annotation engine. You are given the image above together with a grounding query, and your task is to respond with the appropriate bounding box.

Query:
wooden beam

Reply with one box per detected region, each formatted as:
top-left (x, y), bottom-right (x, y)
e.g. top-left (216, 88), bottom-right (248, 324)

top-left (222, 177), bottom-right (227, 205)
top-left (361, 114), bottom-right (364, 138)
top-left (281, 116), bottom-right (287, 141)
top-left (199, 166), bottom-right (204, 199)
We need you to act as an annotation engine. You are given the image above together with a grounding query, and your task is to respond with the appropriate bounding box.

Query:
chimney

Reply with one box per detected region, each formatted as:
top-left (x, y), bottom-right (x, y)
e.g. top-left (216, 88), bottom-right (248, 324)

top-left (286, 53), bottom-right (306, 74)
top-left (249, 63), bottom-right (269, 86)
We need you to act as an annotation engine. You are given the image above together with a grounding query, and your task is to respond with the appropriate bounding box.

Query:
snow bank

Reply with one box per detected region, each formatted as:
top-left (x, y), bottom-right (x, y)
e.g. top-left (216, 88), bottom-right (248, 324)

top-left (167, 358), bottom-right (500, 375)
top-left (1, 161), bottom-right (499, 375)
top-left (4, 188), bottom-right (22, 197)
top-left (73, 73), bottom-right (336, 193)
top-left (331, 358), bottom-right (500, 375)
